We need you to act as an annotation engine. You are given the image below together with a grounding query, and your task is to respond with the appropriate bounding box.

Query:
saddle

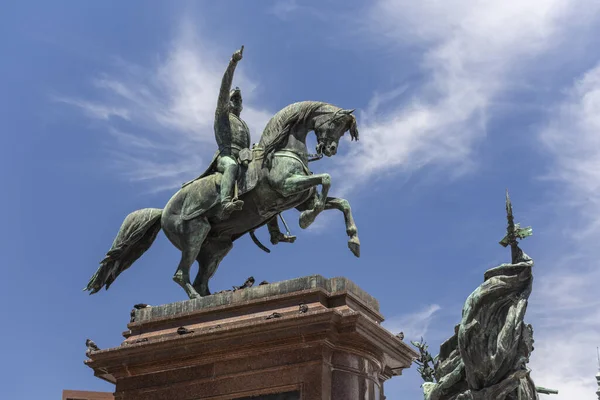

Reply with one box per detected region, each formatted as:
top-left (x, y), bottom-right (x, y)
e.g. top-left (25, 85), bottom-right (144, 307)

top-left (179, 148), bottom-right (264, 220)
top-left (182, 147), bottom-right (260, 190)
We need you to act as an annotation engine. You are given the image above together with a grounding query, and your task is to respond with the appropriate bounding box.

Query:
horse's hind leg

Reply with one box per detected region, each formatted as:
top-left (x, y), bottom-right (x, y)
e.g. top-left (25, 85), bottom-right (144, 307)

top-left (192, 238), bottom-right (233, 296)
top-left (172, 216), bottom-right (211, 299)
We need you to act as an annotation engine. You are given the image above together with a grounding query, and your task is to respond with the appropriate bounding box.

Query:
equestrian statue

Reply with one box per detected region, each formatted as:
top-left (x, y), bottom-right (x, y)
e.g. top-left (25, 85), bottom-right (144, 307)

top-left (85, 46), bottom-right (361, 300)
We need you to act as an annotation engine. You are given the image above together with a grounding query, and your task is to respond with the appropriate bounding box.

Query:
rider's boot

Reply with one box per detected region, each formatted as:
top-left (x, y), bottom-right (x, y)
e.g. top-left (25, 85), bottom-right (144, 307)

top-left (220, 163), bottom-right (244, 219)
top-left (267, 216), bottom-right (296, 245)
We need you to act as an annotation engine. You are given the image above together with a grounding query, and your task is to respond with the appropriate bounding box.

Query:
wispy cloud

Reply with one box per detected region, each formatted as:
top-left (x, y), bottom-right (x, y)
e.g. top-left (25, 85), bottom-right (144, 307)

top-left (529, 275), bottom-right (600, 398)
top-left (333, 0), bottom-right (600, 195)
top-left (53, 96), bottom-right (131, 121)
top-left (57, 20), bottom-right (272, 192)
top-left (268, 0), bottom-right (299, 20)
top-left (539, 62), bottom-right (600, 236)
top-left (267, 0), bottom-right (326, 22)
top-left (348, 2), bottom-right (600, 398)
top-left (383, 304), bottom-right (441, 341)
top-left (60, 1), bottom-right (596, 197)
top-left (529, 61), bottom-right (600, 399)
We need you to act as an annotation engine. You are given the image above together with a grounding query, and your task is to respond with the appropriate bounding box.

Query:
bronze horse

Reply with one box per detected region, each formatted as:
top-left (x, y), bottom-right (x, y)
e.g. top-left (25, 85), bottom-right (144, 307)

top-left (85, 101), bottom-right (360, 299)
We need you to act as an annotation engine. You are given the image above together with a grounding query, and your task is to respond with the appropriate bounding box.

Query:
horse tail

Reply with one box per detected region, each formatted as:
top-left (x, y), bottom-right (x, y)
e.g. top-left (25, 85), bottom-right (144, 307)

top-left (84, 208), bottom-right (163, 295)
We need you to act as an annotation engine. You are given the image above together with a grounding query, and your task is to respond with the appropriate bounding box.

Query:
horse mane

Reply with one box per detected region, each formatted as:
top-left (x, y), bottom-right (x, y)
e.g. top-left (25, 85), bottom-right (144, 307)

top-left (259, 101), bottom-right (337, 161)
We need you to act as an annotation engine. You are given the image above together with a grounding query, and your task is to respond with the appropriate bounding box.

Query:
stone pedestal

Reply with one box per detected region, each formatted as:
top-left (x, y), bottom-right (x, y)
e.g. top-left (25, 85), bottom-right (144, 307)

top-left (85, 276), bottom-right (417, 400)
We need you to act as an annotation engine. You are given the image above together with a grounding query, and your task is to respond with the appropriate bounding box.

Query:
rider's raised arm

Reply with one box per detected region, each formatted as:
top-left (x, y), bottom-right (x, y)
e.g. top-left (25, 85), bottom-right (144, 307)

top-left (215, 46), bottom-right (243, 118)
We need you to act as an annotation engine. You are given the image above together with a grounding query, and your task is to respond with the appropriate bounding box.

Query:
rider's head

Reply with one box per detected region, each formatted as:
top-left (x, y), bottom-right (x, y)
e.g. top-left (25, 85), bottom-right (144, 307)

top-left (230, 87), bottom-right (243, 116)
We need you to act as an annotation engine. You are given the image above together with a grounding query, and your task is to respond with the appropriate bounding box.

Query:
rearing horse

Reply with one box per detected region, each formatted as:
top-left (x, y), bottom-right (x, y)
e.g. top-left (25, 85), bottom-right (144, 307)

top-left (85, 101), bottom-right (360, 299)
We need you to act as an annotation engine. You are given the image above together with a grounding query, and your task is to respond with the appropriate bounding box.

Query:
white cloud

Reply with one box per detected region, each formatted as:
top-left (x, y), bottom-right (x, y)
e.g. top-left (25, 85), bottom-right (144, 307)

top-left (58, 20), bottom-right (272, 192)
top-left (355, 3), bottom-right (600, 398)
top-left (529, 262), bottom-right (600, 398)
top-left (268, 0), bottom-right (299, 20)
top-left (59, 2), bottom-right (599, 197)
top-left (383, 304), bottom-right (441, 341)
top-left (334, 0), bottom-right (600, 195)
top-left (267, 0), bottom-right (326, 22)
top-left (539, 62), bottom-right (600, 236)
top-left (530, 62), bottom-right (600, 400)
top-left (529, 284), bottom-right (600, 399)
top-left (54, 96), bottom-right (131, 121)
top-left (51, 5), bottom-right (600, 396)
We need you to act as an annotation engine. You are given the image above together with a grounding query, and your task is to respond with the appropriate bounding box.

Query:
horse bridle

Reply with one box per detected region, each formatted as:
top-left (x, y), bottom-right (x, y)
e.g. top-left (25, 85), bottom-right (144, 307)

top-left (310, 109), bottom-right (349, 162)
top-left (313, 109), bottom-right (346, 131)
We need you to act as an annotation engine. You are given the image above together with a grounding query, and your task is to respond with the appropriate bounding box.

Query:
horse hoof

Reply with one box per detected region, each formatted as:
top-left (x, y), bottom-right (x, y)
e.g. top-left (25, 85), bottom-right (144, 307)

top-left (299, 211), bottom-right (314, 229)
top-left (172, 275), bottom-right (184, 287)
top-left (348, 237), bottom-right (360, 258)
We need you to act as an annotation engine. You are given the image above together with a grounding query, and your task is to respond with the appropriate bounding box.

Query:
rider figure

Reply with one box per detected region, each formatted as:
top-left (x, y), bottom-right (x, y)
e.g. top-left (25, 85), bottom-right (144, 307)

top-left (213, 46), bottom-right (295, 244)
top-left (215, 46), bottom-right (249, 218)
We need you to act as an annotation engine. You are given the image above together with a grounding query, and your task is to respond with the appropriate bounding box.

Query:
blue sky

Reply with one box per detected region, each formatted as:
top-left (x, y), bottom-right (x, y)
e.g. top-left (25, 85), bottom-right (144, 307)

top-left (2, 1), bottom-right (600, 399)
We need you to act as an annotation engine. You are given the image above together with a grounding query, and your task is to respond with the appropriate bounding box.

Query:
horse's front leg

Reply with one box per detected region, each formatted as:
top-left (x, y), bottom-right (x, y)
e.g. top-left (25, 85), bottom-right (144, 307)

top-left (324, 197), bottom-right (360, 257)
top-left (279, 173), bottom-right (330, 229)
top-left (296, 195), bottom-right (360, 258)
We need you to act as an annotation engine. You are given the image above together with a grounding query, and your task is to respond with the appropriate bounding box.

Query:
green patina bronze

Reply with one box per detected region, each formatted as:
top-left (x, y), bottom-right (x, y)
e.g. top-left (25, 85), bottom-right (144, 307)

top-left (84, 46), bottom-right (361, 300)
top-left (416, 191), bottom-right (557, 399)
top-left (411, 338), bottom-right (438, 384)
top-left (499, 190), bottom-right (533, 264)
top-left (535, 387), bottom-right (558, 395)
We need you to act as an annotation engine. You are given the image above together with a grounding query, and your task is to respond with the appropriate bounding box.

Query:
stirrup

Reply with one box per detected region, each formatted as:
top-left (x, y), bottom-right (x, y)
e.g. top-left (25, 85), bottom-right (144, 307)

top-left (221, 199), bottom-right (244, 215)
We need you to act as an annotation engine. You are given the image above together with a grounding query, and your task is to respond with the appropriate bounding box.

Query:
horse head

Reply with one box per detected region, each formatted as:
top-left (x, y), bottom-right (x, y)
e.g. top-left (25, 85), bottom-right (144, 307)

top-left (313, 107), bottom-right (359, 157)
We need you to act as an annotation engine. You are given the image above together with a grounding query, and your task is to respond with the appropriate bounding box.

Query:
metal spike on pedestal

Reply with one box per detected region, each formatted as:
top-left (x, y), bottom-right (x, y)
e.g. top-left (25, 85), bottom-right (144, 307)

top-left (499, 190), bottom-right (532, 263)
